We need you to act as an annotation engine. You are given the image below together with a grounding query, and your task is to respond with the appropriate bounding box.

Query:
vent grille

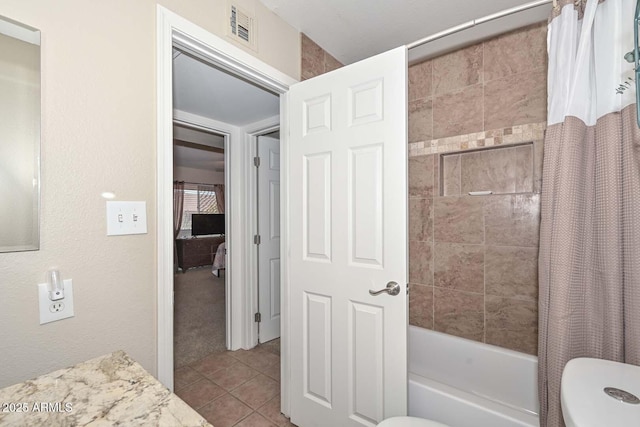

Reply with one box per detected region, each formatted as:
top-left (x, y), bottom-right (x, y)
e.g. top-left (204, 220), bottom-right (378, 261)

top-left (229, 3), bottom-right (256, 50)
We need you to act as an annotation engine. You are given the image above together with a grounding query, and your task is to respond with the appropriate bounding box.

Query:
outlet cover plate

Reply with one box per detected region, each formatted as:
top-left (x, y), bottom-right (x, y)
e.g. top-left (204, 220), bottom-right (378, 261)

top-left (38, 279), bottom-right (74, 324)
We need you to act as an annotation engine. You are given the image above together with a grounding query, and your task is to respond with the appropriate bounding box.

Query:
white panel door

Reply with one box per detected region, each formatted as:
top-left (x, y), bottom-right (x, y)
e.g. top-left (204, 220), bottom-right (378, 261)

top-left (257, 135), bottom-right (281, 343)
top-left (289, 46), bottom-right (408, 427)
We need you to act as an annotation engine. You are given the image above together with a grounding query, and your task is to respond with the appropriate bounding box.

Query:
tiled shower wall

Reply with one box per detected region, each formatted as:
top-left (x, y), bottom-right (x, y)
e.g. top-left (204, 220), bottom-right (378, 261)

top-left (408, 22), bottom-right (547, 355)
top-left (300, 24), bottom-right (546, 355)
top-left (300, 33), bottom-right (343, 80)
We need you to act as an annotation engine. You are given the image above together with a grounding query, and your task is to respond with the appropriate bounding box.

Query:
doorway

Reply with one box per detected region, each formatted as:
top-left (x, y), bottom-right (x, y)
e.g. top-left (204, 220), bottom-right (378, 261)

top-left (167, 33), bottom-right (286, 390)
top-left (172, 124), bottom-right (228, 368)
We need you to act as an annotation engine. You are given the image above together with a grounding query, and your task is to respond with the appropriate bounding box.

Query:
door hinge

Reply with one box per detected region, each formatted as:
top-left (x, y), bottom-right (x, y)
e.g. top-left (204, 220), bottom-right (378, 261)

top-left (254, 234), bottom-right (261, 245)
top-left (254, 312), bottom-right (261, 322)
top-left (254, 156), bottom-right (260, 167)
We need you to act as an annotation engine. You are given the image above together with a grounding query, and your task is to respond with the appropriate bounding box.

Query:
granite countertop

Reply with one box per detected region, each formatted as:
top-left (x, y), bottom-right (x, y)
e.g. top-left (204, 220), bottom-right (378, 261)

top-left (0, 351), bottom-right (212, 426)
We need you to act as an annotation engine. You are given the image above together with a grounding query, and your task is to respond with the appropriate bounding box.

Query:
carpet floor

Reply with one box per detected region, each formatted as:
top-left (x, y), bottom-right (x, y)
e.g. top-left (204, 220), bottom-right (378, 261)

top-left (174, 267), bottom-right (227, 369)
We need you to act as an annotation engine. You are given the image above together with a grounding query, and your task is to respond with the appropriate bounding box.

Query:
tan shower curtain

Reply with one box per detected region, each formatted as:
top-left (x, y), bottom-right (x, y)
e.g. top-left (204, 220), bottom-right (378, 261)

top-left (539, 0), bottom-right (640, 425)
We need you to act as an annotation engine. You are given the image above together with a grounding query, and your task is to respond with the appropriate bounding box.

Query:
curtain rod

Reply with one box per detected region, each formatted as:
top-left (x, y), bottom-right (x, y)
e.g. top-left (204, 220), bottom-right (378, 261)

top-left (174, 180), bottom-right (222, 187)
top-left (407, 0), bottom-right (553, 50)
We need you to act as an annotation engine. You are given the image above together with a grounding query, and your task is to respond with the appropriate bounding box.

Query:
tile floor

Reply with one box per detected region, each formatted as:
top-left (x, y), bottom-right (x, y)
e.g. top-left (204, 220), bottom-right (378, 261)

top-left (175, 340), bottom-right (295, 427)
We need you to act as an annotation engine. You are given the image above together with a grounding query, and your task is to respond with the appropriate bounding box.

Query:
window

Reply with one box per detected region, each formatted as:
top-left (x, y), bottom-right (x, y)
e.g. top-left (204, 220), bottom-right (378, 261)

top-left (180, 184), bottom-right (219, 236)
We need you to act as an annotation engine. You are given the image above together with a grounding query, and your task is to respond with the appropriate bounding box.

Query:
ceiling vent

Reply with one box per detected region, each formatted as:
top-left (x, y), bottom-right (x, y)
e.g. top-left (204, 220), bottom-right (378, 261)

top-left (228, 3), bottom-right (257, 51)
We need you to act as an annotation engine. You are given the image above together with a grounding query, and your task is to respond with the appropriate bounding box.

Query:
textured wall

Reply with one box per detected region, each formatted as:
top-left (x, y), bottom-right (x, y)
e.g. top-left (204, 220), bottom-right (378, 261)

top-left (408, 23), bottom-right (547, 355)
top-left (0, 0), bottom-right (299, 388)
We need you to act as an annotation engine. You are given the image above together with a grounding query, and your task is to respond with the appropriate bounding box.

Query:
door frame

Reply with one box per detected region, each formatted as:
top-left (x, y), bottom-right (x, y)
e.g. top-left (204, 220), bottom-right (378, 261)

top-left (156, 6), bottom-right (296, 407)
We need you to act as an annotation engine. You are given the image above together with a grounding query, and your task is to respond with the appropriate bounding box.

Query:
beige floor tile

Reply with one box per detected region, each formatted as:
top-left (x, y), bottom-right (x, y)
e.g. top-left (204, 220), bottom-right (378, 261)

top-left (176, 378), bottom-right (226, 410)
top-left (234, 412), bottom-right (277, 427)
top-left (230, 348), bottom-right (280, 372)
top-left (174, 366), bottom-right (204, 391)
top-left (257, 395), bottom-right (291, 427)
top-left (198, 394), bottom-right (253, 427)
top-left (208, 361), bottom-right (260, 391)
top-left (260, 362), bottom-right (280, 382)
top-left (231, 374), bottom-right (280, 409)
top-left (191, 351), bottom-right (238, 378)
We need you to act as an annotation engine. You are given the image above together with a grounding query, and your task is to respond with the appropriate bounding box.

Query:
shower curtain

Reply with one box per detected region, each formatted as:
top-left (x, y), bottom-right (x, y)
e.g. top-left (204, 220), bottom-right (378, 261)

top-left (538, 0), bottom-right (640, 425)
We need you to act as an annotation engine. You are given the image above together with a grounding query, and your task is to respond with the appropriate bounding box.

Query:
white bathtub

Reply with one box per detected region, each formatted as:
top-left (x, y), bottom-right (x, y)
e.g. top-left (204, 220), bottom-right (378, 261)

top-left (408, 325), bottom-right (539, 427)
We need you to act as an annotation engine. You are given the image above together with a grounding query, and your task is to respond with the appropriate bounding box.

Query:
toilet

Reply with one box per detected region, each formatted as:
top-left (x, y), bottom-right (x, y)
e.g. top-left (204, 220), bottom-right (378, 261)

top-left (378, 416), bottom-right (449, 427)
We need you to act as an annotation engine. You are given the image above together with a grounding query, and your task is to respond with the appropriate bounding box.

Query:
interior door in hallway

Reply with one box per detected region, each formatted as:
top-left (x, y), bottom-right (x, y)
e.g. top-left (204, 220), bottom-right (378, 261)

top-left (288, 46), bottom-right (408, 426)
top-left (257, 134), bottom-right (281, 343)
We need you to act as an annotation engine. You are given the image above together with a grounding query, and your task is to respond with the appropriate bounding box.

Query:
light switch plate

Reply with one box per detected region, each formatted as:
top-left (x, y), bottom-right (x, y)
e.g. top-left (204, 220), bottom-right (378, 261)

top-left (38, 279), bottom-right (74, 324)
top-left (106, 201), bottom-right (147, 236)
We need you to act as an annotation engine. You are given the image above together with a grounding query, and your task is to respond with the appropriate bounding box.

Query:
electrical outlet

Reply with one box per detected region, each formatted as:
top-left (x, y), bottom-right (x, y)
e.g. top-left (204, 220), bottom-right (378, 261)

top-left (49, 302), bottom-right (65, 313)
top-left (38, 280), bottom-right (74, 324)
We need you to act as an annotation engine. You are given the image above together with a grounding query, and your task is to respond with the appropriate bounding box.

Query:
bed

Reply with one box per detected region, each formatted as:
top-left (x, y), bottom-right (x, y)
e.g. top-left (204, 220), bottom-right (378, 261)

top-left (212, 241), bottom-right (226, 277)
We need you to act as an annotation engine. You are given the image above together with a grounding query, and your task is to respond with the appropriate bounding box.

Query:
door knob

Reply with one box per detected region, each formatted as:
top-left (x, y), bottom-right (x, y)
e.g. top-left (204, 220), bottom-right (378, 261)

top-left (369, 281), bottom-right (400, 296)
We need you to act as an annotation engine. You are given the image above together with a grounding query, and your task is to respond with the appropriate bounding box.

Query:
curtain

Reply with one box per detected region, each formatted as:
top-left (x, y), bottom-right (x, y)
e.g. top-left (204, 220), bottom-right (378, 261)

top-left (173, 181), bottom-right (185, 270)
top-left (173, 181), bottom-right (185, 239)
top-left (539, 1), bottom-right (640, 426)
top-left (213, 184), bottom-right (225, 213)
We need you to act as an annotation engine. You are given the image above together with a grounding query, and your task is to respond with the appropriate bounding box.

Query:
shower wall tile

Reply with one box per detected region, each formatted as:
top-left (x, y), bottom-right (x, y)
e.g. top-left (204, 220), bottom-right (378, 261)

top-left (434, 287), bottom-right (484, 342)
top-left (300, 34), bottom-right (324, 80)
top-left (442, 154), bottom-right (461, 196)
top-left (483, 22), bottom-right (548, 82)
top-left (484, 67), bottom-right (547, 130)
top-left (432, 44), bottom-right (483, 95)
top-left (409, 60), bottom-right (433, 101)
top-left (409, 155), bottom-right (435, 198)
top-left (433, 84), bottom-right (483, 139)
top-left (460, 148), bottom-right (516, 194)
top-left (515, 145), bottom-right (534, 193)
top-left (484, 194), bottom-right (540, 247)
top-left (405, 23), bottom-right (545, 355)
top-left (434, 153), bottom-right (441, 196)
top-left (485, 295), bottom-right (538, 355)
top-left (409, 284), bottom-right (434, 329)
top-left (434, 243), bottom-right (484, 293)
top-left (533, 139), bottom-right (544, 193)
top-left (409, 240), bottom-right (433, 286)
top-left (434, 196), bottom-right (484, 244)
top-left (485, 246), bottom-right (538, 301)
top-left (409, 198), bottom-right (433, 242)
top-left (409, 98), bottom-right (433, 143)
top-left (324, 52), bottom-right (342, 73)
top-left (300, 33), bottom-right (343, 81)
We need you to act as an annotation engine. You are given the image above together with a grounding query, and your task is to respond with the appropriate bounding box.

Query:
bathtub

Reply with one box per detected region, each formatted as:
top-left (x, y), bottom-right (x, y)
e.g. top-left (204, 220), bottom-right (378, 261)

top-left (408, 325), bottom-right (539, 427)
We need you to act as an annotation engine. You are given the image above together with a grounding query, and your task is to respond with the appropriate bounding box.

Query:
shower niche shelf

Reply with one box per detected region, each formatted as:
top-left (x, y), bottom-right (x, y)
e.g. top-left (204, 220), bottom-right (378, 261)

top-left (439, 141), bottom-right (536, 197)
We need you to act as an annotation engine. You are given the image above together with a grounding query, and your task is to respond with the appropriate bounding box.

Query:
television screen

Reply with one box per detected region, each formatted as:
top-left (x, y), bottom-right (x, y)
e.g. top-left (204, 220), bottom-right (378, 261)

top-left (191, 214), bottom-right (225, 236)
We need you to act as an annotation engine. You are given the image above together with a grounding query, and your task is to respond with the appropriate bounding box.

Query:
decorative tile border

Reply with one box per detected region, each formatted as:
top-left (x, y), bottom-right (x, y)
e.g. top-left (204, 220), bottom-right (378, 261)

top-left (408, 122), bottom-right (547, 157)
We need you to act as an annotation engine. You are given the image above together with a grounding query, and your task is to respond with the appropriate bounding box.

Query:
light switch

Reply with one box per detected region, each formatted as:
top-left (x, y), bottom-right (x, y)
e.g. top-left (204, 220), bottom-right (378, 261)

top-left (106, 201), bottom-right (148, 236)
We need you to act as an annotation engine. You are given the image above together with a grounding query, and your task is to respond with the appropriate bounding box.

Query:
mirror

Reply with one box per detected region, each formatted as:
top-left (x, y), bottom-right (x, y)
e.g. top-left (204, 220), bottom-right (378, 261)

top-left (0, 15), bottom-right (40, 252)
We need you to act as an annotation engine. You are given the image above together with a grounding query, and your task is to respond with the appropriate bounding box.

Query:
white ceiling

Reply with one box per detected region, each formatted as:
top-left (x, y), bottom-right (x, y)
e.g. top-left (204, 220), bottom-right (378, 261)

top-left (172, 50), bottom-right (280, 174)
top-left (173, 50), bottom-right (280, 126)
top-left (261, 0), bottom-right (552, 64)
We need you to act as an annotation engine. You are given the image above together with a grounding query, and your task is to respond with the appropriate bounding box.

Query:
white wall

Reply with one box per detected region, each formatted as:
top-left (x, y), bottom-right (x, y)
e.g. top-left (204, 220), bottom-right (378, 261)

top-left (0, 0), bottom-right (299, 388)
